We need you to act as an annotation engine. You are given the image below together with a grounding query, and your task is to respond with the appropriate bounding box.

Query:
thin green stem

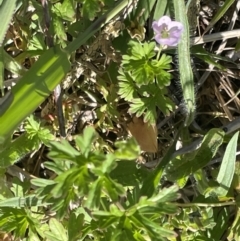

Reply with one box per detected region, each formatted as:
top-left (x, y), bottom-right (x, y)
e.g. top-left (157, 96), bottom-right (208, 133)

top-left (173, 201), bottom-right (236, 207)
top-left (156, 45), bottom-right (162, 61)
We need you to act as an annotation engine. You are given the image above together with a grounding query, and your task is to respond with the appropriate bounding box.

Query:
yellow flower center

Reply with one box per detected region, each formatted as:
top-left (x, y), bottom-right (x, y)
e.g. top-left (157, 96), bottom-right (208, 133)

top-left (161, 27), bottom-right (170, 39)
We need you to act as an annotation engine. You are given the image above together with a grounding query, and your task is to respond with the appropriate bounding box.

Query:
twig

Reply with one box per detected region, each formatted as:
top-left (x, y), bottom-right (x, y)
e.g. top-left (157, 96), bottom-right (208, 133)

top-left (41, 0), bottom-right (66, 137)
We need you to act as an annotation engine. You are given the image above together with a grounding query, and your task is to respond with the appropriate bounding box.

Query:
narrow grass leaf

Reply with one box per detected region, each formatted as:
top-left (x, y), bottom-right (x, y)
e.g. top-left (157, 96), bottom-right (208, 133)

top-left (0, 0), bottom-right (17, 46)
top-left (133, 0), bottom-right (156, 24)
top-left (192, 45), bottom-right (233, 70)
top-left (215, 131), bottom-right (239, 196)
top-left (0, 46), bottom-right (70, 142)
top-left (204, 0), bottom-right (235, 34)
top-left (153, 0), bottom-right (168, 20)
top-left (0, 46), bottom-right (4, 95)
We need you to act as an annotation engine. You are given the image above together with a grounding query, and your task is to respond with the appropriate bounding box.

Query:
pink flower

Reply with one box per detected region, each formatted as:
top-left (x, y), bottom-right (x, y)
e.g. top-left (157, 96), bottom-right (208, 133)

top-left (152, 16), bottom-right (184, 46)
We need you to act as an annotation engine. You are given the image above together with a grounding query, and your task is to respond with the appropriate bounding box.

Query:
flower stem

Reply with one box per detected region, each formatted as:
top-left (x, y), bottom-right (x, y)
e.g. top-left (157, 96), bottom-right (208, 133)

top-left (156, 45), bottom-right (163, 60)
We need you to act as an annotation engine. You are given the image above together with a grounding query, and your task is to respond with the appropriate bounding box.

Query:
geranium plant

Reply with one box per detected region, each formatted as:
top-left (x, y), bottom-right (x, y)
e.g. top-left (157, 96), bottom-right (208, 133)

top-left (118, 15), bottom-right (184, 124)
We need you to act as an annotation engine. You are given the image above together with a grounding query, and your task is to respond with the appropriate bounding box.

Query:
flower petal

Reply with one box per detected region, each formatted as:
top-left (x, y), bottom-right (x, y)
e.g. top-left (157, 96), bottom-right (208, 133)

top-left (152, 21), bottom-right (164, 33)
top-left (157, 16), bottom-right (171, 26)
top-left (152, 16), bottom-right (183, 47)
top-left (166, 37), bottom-right (179, 46)
top-left (168, 21), bottom-right (184, 31)
top-left (169, 27), bottom-right (183, 38)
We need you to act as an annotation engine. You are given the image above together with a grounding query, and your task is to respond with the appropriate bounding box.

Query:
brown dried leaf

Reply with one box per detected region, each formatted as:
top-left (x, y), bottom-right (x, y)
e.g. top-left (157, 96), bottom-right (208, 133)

top-left (0, 233), bottom-right (13, 241)
top-left (127, 116), bottom-right (158, 153)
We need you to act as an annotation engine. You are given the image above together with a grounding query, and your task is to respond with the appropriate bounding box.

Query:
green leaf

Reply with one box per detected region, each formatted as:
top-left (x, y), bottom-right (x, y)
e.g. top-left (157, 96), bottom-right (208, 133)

top-left (45, 218), bottom-right (68, 241)
top-left (110, 160), bottom-right (150, 186)
top-left (28, 33), bottom-right (46, 51)
top-left (122, 42), bottom-right (156, 85)
top-left (68, 213), bottom-right (84, 241)
top-left (85, 178), bottom-right (103, 209)
top-left (0, 0), bottom-right (17, 46)
top-left (165, 128), bottom-right (225, 181)
top-left (106, 177), bottom-right (125, 200)
top-left (52, 14), bottom-right (67, 46)
top-left (118, 69), bottom-right (138, 101)
top-left (43, 161), bottom-right (65, 176)
top-left (153, 0), bottom-right (168, 21)
top-left (153, 55), bottom-right (172, 88)
top-left (194, 169), bottom-right (216, 197)
top-left (0, 132), bottom-right (41, 168)
top-left (192, 45), bottom-right (227, 70)
top-left (227, 208), bottom-right (240, 240)
top-left (0, 207), bottom-right (29, 238)
top-left (130, 213), bottom-right (177, 240)
top-left (0, 46), bottom-right (71, 142)
top-left (31, 178), bottom-right (56, 188)
top-left (75, 126), bottom-right (97, 157)
top-left (114, 138), bottom-right (141, 160)
top-left (81, 0), bottom-right (100, 20)
top-left (129, 85), bottom-right (173, 124)
top-left (211, 207), bottom-right (230, 240)
top-left (53, 0), bottom-right (75, 21)
top-left (47, 139), bottom-right (80, 161)
top-left (101, 153), bottom-right (117, 174)
top-left (215, 131), bottom-right (239, 196)
top-left (0, 195), bottom-right (49, 207)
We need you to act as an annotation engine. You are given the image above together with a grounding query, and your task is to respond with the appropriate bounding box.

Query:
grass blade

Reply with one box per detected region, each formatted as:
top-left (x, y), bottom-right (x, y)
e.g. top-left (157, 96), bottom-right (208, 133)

top-left (204, 0), bottom-right (235, 34)
top-left (0, 46), bottom-right (71, 142)
top-left (153, 0), bottom-right (168, 21)
top-left (215, 131), bottom-right (239, 196)
top-left (0, 0), bottom-right (17, 46)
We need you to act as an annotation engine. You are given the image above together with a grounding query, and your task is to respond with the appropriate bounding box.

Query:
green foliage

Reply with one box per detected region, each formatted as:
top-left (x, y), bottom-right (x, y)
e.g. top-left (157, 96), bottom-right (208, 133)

top-left (214, 131), bottom-right (239, 196)
top-left (0, 207), bottom-right (42, 238)
top-left (80, 0), bottom-right (100, 20)
top-left (53, 0), bottom-right (75, 22)
top-left (114, 137), bottom-right (141, 160)
top-left (121, 41), bottom-right (171, 87)
top-left (165, 128), bottom-right (225, 182)
top-left (0, 0), bottom-right (130, 142)
top-left (170, 206), bottom-right (216, 238)
top-left (0, 0), bottom-right (17, 46)
top-left (0, 115), bottom-right (54, 168)
top-left (78, 0), bottom-right (116, 21)
top-left (0, 0), bottom-right (18, 92)
top-left (27, 127), bottom-right (179, 240)
top-left (118, 41), bottom-right (174, 124)
top-left (91, 185), bottom-right (179, 241)
top-left (1, 0), bottom-right (240, 240)
top-left (45, 218), bottom-right (68, 241)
